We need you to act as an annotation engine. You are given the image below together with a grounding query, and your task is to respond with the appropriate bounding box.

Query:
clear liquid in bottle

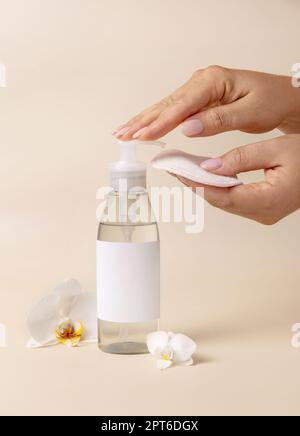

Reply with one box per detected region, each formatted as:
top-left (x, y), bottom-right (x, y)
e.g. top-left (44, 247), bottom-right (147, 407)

top-left (97, 189), bottom-right (160, 354)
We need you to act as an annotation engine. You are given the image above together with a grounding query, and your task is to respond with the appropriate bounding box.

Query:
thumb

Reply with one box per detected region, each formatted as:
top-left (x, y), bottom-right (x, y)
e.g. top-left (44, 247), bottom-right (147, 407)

top-left (200, 138), bottom-right (282, 176)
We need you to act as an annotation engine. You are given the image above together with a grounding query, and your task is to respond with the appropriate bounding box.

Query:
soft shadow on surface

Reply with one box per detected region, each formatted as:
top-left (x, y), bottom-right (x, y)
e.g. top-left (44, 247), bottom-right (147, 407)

top-left (185, 323), bottom-right (241, 345)
top-left (185, 316), bottom-right (287, 345)
top-left (192, 352), bottom-right (216, 366)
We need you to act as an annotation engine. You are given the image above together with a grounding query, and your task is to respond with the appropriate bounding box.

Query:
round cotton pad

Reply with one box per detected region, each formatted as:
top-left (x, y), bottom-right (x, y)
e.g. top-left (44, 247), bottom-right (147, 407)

top-left (151, 149), bottom-right (242, 188)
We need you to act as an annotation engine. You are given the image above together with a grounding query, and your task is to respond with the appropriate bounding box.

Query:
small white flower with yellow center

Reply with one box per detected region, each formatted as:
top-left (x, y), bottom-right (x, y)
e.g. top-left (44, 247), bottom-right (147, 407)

top-left (27, 279), bottom-right (97, 348)
top-left (147, 331), bottom-right (196, 370)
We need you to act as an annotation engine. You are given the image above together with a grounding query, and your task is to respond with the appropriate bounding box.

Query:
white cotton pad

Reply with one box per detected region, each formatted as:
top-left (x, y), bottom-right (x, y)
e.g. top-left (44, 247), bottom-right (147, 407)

top-left (151, 149), bottom-right (242, 188)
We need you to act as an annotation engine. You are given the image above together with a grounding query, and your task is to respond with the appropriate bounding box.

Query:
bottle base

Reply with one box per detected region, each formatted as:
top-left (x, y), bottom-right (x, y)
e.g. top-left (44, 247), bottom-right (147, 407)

top-left (98, 341), bottom-right (148, 355)
top-left (97, 318), bottom-right (159, 355)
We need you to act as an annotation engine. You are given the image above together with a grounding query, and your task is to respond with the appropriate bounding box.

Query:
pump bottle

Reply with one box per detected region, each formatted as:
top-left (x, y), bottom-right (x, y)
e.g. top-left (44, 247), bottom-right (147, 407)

top-left (97, 140), bottom-right (163, 354)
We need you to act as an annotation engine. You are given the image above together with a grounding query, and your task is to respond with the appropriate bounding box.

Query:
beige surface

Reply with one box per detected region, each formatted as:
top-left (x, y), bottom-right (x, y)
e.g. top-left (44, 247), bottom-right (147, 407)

top-left (1, 0), bottom-right (300, 416)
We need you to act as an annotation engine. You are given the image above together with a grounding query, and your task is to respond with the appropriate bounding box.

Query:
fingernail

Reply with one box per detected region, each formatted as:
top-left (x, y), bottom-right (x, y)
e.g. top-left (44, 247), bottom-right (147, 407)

top-left (113, 125), bottom-right (124, 134)
top-left (200, 158), bottom-right (223, 171)
top-left (132, 126), bottom-right (149, 139)
top-left (182, 119), bottom-right (203, 136)
top-left (115, 126), bottom-right (130, 137)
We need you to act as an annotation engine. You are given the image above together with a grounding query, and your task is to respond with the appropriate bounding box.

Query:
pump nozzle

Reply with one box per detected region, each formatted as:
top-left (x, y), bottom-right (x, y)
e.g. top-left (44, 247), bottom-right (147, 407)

top-left (110, 140), bottom-right (165, 190)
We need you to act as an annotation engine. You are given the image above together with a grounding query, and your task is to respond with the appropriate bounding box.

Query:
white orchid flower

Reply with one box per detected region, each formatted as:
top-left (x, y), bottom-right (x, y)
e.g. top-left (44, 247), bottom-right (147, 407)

top-left (27, 279), bottom-right (97, 348)
top-left (147, 331), bottom-right (196, 370)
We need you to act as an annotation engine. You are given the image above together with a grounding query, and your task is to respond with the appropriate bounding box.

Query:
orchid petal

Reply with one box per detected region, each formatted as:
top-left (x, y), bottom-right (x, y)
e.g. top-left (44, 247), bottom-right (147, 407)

top-left (69, 293), bottom-right (97, 341)
top-left (27, 293), bottom-right (64, 344)
top-left (170, 333), bottom-right (196, 363)
top-left (168, 331), bottom-right (175, 340)
top-left (26, 337), bottom-right (58, 349)
top-left (147, 331), bottom-right (169, 356)
top-left (52, 278), bottom-right (82, 297)
top-left (53, 278), bottom-right (82, 318)
top-left (162, 345), bottom-right (173, 360)
top-left (157, 359), bottom-right (173, 370)
top-left (27, 279), bottom-right (84, 345)
top-left (153, 347), bottom-right (163, 359)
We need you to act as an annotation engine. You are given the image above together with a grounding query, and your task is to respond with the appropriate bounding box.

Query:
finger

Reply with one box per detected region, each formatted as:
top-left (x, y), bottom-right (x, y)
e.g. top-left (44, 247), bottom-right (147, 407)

top-left (138, 79), bottom-right (219, 141)
top-left (114, 88), bottom-right (191, 140)
top-left (138, 100), bottom-right (198, 140)
top-left (205, 182), bottom-right (272, 212)
top-left (182, 96), bottom-right (253, 137)
top-left (174, 175), bottom-right (239, 209)
top-left (126, 90), bottom-right (201, 141)
top-left (115, 66), bottom-right (228, 140)
top-left (200, 138), bottom-right (283, 176)
top-left (176, 175), bottom-right (277, 223)
top-left (114, 104), bottom-right (162, 139)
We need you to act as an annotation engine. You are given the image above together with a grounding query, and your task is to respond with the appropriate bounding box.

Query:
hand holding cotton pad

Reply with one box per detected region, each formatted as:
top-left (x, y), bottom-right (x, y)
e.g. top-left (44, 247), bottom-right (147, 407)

top-left (151, 149), bottom-right (242, 188)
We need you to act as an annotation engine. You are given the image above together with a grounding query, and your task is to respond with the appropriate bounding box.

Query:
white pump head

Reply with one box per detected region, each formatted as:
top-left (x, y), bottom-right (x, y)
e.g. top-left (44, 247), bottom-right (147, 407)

top-left (110, 139), bottom-right (165, 190)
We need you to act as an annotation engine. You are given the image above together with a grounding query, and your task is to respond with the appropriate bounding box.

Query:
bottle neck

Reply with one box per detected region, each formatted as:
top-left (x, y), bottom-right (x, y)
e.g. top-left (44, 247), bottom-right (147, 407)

top-left (102, 189), bottom-right (155, 226)
top-left (110, 172), bottom-right (146, 192)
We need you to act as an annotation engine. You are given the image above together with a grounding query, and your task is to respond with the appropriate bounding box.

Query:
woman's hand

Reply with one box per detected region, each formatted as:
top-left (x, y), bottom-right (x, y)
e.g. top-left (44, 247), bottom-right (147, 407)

top-left (114, 67), bottom-right (300, 224)
top-left (114, 66), bottom-right (300, 140)
top-left (175, 134), bottom-right (300, 225)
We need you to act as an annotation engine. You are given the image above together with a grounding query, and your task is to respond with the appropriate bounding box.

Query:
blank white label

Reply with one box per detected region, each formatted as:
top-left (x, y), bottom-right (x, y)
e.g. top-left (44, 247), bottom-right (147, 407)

top-left (97, 241), bottom-right (160, 323)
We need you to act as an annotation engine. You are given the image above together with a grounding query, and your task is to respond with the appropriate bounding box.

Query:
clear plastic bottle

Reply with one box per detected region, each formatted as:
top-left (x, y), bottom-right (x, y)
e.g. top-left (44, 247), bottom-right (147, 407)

top-left (97, 140), bottom-right (163, 354)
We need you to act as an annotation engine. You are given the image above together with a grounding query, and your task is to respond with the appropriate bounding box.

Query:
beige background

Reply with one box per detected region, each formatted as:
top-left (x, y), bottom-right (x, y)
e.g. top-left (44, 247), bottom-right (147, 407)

top-left (1, 0), bottom-right (300, 416)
